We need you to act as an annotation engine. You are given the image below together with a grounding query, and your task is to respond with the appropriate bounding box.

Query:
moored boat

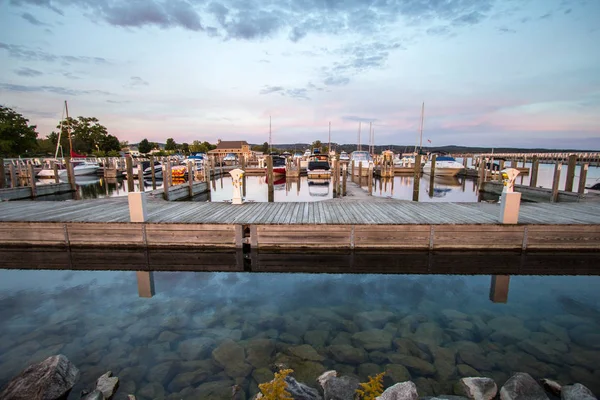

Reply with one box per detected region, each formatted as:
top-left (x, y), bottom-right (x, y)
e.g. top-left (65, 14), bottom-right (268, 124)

top-left (422, 155), bottom-right (465, 177)
top-left (307, 148), bottom-right (331, 179)
top-left (271, 154), bottom-right (286, 176)
top-left (350, 151), bottom-right (373, 176)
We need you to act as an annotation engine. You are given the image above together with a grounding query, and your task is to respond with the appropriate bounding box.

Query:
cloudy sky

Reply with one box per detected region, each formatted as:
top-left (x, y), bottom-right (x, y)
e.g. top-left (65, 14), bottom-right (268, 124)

top-left (1, 0), bottom-right (599, 149)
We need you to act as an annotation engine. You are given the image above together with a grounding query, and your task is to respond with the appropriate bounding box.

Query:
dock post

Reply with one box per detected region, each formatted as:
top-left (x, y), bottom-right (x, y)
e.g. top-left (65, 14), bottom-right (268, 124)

top-left (0, 158), bottom-right (4, 189)
top-left (52, 162), bottom-right (60, 183)
top-left (29, 164), bottom-right (37, 198)
top-left (126, 157), bottom-right (134, 192)
top-left (229, 168), bottom-right (245, 204)
top-left (368, 164), bottom-right (373, 195)
top-left (413, 154), bottom-right (421, 202)
top-left (342, 164), bottom-right (347, 196)
top-left (211, 157), bottom-right (216, 191)
top-left (163, 160), bottom-right (171, 201)
top-left (65, 158), bottom-right (76, 191)
top-left (564, 154), bottom-right (577, 192)
top-left (332, 159), bottom-right (337, 197)
top-left (138, 161), bottom-right (145, 192)
top-left (351, 160), bottom-right (355, 182)
top-left (150, 156), bottom-right (156, 190)
top-left (489, 275), bottom-right (510, 303)
top-left (578, 163), bottom-right (589, 194)
top-left (9, 164), bottom-right (16, 188)
top-left (128, 192), bottom-right (147, 222)
top-left (551, 162), bottom-right (562, 202)
top-left (188, 161), bottom-right (194, 198)
top-left (497, 160), bottom-right (505, 181)
top-left (136, 272), bottom-right (155, 298)
top-left (529, 156), bottom-right (539, 187)
top-left (358, 163), bottom-right (363, 186)
top-left (463, 156), bottom-right (468, 169)
top-left (241, 156), bottom-right (247, 198)
top-left (267, 155), bottom-right (274, 202)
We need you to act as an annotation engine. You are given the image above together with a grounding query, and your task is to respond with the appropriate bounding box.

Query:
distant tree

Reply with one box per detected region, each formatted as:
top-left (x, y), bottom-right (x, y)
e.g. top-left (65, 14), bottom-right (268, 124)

top-left (148, 142), bottom-right (158, 150)
top-left (181, 142), bottom-right (189, 154)
top-left (261, 141), bottom-right (269, 153)
top-left (36, 138), bottom-right (56, 156)
top-left (49, 116), bottom-right (118, 155)
top-left (165, 138), bottom-right (176, 151)
top-left (119, 140), bottom-right (129, 148)
top-left (190, 140), bottom-right (209, 153)
top-left (0, 106), bottom-right (39, 156)
top-left (138, 138), bottom-right (152, 154)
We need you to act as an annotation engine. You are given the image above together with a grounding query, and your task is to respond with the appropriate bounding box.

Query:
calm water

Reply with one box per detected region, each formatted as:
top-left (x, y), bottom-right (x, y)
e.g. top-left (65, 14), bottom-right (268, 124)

top-left (1, 256), bottom-right (599, 399)
top-left (35, 160), bottom-right (600, 203)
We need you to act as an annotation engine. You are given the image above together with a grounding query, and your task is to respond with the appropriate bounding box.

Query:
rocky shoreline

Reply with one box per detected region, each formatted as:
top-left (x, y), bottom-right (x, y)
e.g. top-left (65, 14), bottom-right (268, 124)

top-left (0, 355), bottom-right (598, 400)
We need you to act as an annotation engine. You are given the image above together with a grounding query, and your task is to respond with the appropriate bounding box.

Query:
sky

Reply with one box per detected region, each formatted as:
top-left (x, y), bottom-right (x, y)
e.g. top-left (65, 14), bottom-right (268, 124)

top-left (0, 0), bottom-right (599, 149)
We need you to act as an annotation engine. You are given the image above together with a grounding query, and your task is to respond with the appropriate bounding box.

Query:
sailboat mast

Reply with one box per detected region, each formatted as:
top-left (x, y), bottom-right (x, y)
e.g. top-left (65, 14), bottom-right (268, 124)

top-left (269, 116), bottom-right (272, 154)
top-left (328, 122), bottom-right (331, 154)
top-left (65, 100), bottom-right (73, 157)
top-left (54, 102), bottom-right (66, 159)
top-left (358, 122), bottom-right (361, 151)
top-left (418, 101), bottom-right (424, 153)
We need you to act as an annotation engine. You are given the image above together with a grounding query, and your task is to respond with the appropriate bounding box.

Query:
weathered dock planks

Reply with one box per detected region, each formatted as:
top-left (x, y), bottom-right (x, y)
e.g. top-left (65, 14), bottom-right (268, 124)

top-left (0, 198), bottom-right (599, 250)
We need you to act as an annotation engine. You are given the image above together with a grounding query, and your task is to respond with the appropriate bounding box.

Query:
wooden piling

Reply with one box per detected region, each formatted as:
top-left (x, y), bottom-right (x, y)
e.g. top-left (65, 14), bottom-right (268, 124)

top-left (53, 162), bottom-right (60, 183)
top-left (9, 164), bottom-right (16, 188)
top-left (188, 161), bottom-right (194, 198)
top-left (163, 160), bottom-right (171, 201)
top-left (0, 159), bottom-right (4, 189)
top-left (413, 154), bottom-right (421, 202)
top-left (463, 156), bottom-right (468, 169)
top-left (368, 164), bottom-right (373, 195)
top-left (489, 275), bottom-right (510, 303)
top-left (358, 163), bottom-right (363, 186)
top-left (351, 160), bottom-right (355, 181)
top-left (267, 155), bottom-right (274, 202)
top-left (65, 158), bottom-right (76, 192)
top-left (332, 159), bottom-right (337, 196)
top-left (241, 156), bottom-right (247, 198)
top-left (342, 164), bottom-right (347, 196)
top-left (138, 162), bottom-right (145, 192)
top-left (564, 154), bottom-right (577, 192)
top-left (578, 163), bottom-right (589, 194)
top-left (29, 164), bottom-right (36, 198)
top-left (150, 156), bottom-right (156, 190)
top-left (530, 156), bottom-right (539, 187)
top-left (551, 162), bottom-right (562, 203)
top-left (126, 157), bottom-right (134, 192)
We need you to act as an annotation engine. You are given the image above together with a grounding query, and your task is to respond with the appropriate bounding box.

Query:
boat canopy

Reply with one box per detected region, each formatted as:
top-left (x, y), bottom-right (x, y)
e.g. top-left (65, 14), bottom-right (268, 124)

top-left (351, 151), bottom-right (372, 161)
top-left (435, 156), bottom-right (457, 162)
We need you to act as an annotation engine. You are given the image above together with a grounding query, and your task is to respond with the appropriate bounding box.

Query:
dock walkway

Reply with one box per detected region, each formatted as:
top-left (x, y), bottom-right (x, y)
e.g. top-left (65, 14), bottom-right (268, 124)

top-left (1, 198), bottom-right (599, 250)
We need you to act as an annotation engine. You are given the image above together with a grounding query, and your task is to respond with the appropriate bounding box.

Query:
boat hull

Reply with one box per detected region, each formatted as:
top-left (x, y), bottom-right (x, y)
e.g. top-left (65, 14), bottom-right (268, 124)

top-left (58, 166), bottom-right (99, 176)
top-left (422, 166), bottom-right (463, 176)
top-left (272, 167), bottom-right (286, 176)
top-left (307, 170), bottom-right (331, 179)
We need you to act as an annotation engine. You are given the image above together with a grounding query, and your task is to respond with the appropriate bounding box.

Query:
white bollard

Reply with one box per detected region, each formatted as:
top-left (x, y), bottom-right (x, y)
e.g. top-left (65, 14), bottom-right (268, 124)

top-left (498, 168), bottom-right (521, 224)
top-left (128, 192), bottom-right (147, 222)
top-left (229, 168), bottom-right (245, 205)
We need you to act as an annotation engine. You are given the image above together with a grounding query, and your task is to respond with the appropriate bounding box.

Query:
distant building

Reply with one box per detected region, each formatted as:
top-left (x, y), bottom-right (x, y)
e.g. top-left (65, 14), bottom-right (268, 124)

top-left (208, 140), bottom-right (251, 158)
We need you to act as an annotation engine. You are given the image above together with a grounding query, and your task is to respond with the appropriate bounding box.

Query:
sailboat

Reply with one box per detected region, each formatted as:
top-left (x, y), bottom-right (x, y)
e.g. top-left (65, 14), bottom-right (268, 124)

top-left (419, 102), bottom-right (464, 177)
top-left (350, 121), bottom-right (373, 176)
top-left (37, 101), bottom-right (99, 178)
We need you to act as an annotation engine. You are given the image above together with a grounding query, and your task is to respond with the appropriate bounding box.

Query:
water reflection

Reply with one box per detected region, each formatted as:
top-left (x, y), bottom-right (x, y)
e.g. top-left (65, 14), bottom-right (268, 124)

top-left (1, 250), bottom-right (600, 397)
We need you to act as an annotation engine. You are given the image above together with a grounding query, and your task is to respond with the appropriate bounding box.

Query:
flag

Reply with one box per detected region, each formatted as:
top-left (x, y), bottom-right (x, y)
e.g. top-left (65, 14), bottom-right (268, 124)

top-left (427, 139), bottom-right (432, 143)
top-left (70, 149), bottom-right (87, 158)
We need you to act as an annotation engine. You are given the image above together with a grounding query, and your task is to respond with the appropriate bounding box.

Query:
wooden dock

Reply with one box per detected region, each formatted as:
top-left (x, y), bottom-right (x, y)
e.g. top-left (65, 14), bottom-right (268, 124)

top-left (0, 198), bottom-right (599, 251)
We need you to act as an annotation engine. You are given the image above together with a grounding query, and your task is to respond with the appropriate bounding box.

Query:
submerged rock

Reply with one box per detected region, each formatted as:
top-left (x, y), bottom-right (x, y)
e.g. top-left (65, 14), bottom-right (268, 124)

top-left (560, 383), bottom-right (597, 400)
top-left (457, 377), bottom-right (497, 400)
top-left (0, 354), bottom-right (79, 400)
top-left (352, 329), bottom-right (394, 351)
top-left (500, 372), bottom-right (549, 400)
top-left (81, 390), bottom-right (103, 400)
top-left (95, 371), bottom-right (119, 399)
top-left (376, 381), bottom-right (418, 400)
top-left (387, 355), bottom-right (436, 376)
top-left (288, 344), bottom-right (325, 362)
top-left (328, 344), bottom-right (368, 364)
top-left (178, 337), bottom-right (216, 361)
top-left (354, 311), bottom-right (396, 330)
top-left (284, 376), bottom-right (322, 400)
top-left (323, 375), bottom-right (359, 400)
top-left (539, 378), bottom-right (561, 396)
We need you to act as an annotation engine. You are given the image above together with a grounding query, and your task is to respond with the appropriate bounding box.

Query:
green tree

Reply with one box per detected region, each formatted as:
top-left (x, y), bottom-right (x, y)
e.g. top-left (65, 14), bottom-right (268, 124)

top-left (138, 138), bottom-right (152, 154)
top-left (49, 116), bottom-right (119, 155)
top-left (181, 142), bottom-right (189, 154)
top-left (165, 138), bottom-right (176, 151)
top-left (36, 137), bottom-right (56, 156)
top-left (261, 141), bottom-right (269, 153)
top-left (0, 106), bottom-right (38, 156)
top-left (189, 140), bottom-right (208, 153)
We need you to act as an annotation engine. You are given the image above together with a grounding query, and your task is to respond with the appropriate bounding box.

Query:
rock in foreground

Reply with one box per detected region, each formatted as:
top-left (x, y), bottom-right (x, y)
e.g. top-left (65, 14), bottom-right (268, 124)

top-left (500, 372), bottom-right (549, 400)
top-left (377, 381), bottom-right (419, 400)
top-left (0, 355), bottom-right (80, 400)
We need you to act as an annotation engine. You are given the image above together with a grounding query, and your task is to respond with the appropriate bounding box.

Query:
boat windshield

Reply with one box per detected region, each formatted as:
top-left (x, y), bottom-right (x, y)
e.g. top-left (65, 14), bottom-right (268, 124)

top-left (351, 152), bottom-right (371, 161)
top-left (436, 156), bottom-right (456, 162)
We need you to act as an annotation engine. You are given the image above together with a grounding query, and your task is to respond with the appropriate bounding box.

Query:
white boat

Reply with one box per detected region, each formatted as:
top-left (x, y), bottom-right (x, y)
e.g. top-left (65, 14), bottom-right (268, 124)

top-left (59, 160), bottom-right (99, 176)
top-left (36, 160), bottom-right (67, 178)
top-left (307, 149), bottom-right (331, 179)
top-left (339, 151), bottom-right (350, 161)
top-left (350, 151), bottom-right (373, 176)
top-left (422, 155), bottom-right (465, 177)
top-left (125, 160), bottom-right (163, 179)
top-left (586, 183), bottom-right (600, 194)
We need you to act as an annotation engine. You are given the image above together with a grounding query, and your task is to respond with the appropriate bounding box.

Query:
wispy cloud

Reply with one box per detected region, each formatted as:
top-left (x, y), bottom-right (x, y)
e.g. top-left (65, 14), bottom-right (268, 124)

top-left (259, 85), bottom-right (310, 100)
top-left (14, 67), bottom-right (43, 77)
top-left (126, 76), bottom-right (149, 88)
top-left (0, 83), bottom-right (112, 96)
top-left (21, 12), bottom-right (48, 26)
top-left (0, 42), bottom-right (110, 65)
